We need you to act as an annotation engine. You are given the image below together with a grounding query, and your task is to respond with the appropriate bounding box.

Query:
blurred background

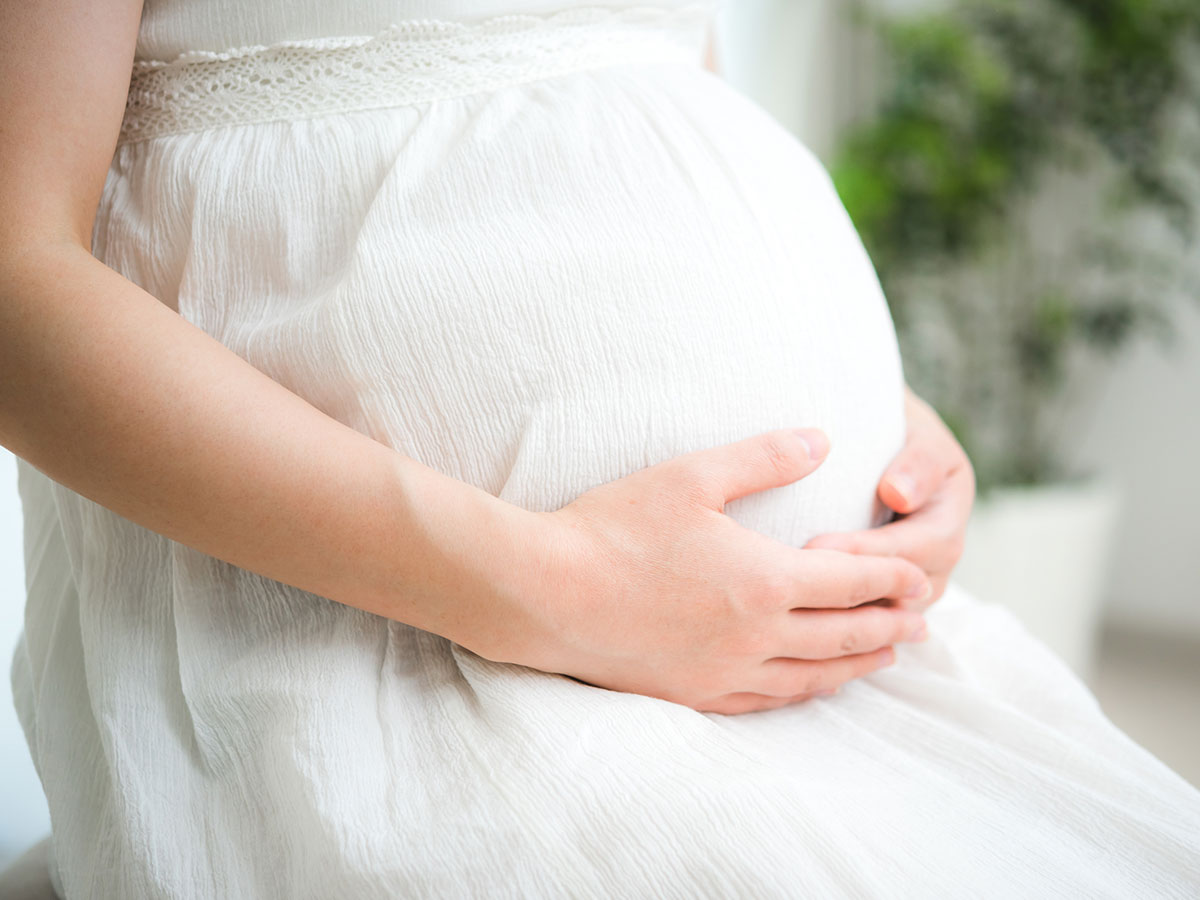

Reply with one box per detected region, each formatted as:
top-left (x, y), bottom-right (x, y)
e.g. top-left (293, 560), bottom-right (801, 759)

top-left (715, 0), bottom-right (1200, 783)
top-left (3, 0), bottom-right (1198, 868)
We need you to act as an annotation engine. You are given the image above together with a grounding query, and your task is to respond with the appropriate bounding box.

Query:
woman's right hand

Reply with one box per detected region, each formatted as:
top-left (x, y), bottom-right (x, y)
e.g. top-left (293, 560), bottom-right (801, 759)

top-left (479, 429), bottom-right (932, 715)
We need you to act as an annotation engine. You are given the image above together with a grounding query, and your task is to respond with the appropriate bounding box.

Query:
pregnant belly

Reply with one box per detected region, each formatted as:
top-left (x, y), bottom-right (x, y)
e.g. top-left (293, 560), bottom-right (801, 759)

top-left (110, 65), bottom-right (906, 549)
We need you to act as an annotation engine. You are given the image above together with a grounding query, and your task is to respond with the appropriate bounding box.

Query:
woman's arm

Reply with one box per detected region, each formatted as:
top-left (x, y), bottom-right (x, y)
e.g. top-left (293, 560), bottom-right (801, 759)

top-left (2, 0), bottom-right (930, 714)
top-left (0, 0), bottom-right (539, 642)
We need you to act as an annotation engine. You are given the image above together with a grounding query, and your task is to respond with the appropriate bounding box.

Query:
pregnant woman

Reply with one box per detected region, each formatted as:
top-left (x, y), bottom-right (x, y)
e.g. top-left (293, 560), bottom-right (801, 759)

top-left (3, 0), bottom-right (1199, 897)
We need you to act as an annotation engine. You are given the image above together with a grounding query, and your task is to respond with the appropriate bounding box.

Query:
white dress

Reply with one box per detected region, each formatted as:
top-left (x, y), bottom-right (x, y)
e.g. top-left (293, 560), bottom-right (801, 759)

top-left (11, 2), bottom-right (1200, 897)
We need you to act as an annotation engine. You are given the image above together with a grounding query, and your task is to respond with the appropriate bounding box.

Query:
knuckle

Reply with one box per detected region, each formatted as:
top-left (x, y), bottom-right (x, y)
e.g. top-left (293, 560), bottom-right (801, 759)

top-left (896, 557), bottom-right (926, 587)
top-left (665, 464), bottom-right (718, 509)
top-left (800, 671), bottom-right (825, 694)
top-left (689, 666), bottom-right (733, 701)
top-left (758, 433), bottom-right (801, 481)
top-left (774, 663), bottom-right (823, 696)
top-left (839, 535), bottom-right (868, 555)
top-left (871, 534), bottom-right (897, 558)
top-left (723, 620), bottom-right (768, 658)
top-left (894, 615), bottom-right (918, 641)
top-left (860, 619), bottom-right (887, 649)
top-left (750, 570), bottom-right (794, 613)
top-left (847, 576), bottom-right (874, 607)
top-left (851, 563), bottom-right (886, 605)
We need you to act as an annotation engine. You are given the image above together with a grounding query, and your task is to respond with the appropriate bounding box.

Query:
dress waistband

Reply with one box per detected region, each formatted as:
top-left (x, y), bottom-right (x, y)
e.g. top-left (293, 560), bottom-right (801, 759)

top-left (119, 5), bottom-right (710, 145)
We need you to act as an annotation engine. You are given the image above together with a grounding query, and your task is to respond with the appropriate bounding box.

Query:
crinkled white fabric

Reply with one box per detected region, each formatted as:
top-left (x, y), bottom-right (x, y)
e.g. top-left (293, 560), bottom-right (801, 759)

top-left (11, 3), bottom-right (1200, 898)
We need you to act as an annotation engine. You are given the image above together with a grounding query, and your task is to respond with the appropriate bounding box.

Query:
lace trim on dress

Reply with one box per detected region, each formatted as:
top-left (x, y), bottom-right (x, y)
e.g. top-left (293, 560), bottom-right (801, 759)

top-left (119, 5), bottom-right (713, 144)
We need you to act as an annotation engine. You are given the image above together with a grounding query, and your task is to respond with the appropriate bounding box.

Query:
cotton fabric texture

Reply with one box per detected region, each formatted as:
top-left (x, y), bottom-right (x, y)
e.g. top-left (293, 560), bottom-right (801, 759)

top-left (11, 1), bottom-right (1200, 897)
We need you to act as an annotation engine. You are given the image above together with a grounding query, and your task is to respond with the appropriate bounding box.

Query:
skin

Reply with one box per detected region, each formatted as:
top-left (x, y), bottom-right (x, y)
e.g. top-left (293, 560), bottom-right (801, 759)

top-left (808, 387), bottom-right (975, 609)
top-left (1, 0), bottom-right (969, 717)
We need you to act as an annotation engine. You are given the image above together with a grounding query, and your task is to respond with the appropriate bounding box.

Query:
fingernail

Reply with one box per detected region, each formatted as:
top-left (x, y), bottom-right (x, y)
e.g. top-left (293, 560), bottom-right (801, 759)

top-left (887, 473), bottom-right (917, 505)
top-left (793, 429), bottom-right (830, 460)
top-left (905, 621), bottom-right (928, 642)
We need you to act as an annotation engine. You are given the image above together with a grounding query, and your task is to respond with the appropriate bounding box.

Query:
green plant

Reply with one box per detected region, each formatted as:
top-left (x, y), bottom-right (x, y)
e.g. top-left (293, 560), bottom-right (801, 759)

top-left (832, 0), bottom-right (1200, 491)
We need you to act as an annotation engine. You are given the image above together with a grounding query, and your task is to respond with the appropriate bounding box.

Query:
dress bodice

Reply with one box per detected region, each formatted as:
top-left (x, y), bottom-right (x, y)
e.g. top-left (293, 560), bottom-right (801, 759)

top-left (134, 0), bottom-right (713, 60)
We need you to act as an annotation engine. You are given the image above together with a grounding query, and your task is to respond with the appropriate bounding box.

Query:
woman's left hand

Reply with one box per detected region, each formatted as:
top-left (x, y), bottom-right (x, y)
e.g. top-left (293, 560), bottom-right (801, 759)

top-left (805, 386), bottom-right (975, 611)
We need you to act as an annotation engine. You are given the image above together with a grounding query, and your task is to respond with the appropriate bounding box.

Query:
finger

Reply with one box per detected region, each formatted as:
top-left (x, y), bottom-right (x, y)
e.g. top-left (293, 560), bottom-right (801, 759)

top-left (879, 440), bottom-right (956, 515)
top-left (697, 689), bottom-right (832, 715)
top-left (676, 428), bottom-right (830, 509)
top-left (783, 549), bottom-right (930, 609)
top-left (753, 646), bottom-right (897, 698)
top-left (879, 393), bottom-right (968, 515)
top-left (927, 574), bottom-right (949, 608)
top-left (805, 498), bottom-right (963, 574)
top-left (776, 606), bottom-right (927, 660)
top-left (805, 528), bottom-right (902, 557)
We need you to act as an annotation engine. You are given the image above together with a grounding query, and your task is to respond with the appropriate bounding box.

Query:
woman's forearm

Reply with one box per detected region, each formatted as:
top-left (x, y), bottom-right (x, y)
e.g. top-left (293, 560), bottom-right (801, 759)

top-left (0, 241), bottom-right (539, 642)
top-left (0, 1), bottom-right (544, 648)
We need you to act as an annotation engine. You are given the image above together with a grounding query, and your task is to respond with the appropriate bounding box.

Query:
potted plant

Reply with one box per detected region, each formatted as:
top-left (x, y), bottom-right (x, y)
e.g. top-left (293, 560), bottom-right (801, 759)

top-left (830, 0), bottom-right (1200, 678)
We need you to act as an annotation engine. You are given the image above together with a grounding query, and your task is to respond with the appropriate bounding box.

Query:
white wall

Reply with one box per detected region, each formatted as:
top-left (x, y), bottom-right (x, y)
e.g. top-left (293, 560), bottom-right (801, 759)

top-left (0, 449), bottom-right (52, 864)
top-left (1061, 302), bottom-right (1200, 635)
top-left (716, 0), bottom-right (869, 159)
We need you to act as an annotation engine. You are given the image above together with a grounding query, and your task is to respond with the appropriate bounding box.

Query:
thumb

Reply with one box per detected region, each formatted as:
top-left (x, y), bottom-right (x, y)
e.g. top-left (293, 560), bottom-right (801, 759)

top-left (878, 441), bottom-right (944, 515)
top-left (683, 428), bottom-right (830, 509)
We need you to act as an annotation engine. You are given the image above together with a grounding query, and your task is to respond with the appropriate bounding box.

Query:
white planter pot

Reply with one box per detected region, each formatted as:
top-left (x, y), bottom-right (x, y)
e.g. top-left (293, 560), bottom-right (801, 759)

top-left (951, 479), bottom-right (1121, 682)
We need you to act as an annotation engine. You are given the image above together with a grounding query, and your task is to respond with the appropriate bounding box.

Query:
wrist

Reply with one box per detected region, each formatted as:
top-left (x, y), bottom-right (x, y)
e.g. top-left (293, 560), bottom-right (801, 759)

top-left (373, 456), bottom-right (571, 664)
